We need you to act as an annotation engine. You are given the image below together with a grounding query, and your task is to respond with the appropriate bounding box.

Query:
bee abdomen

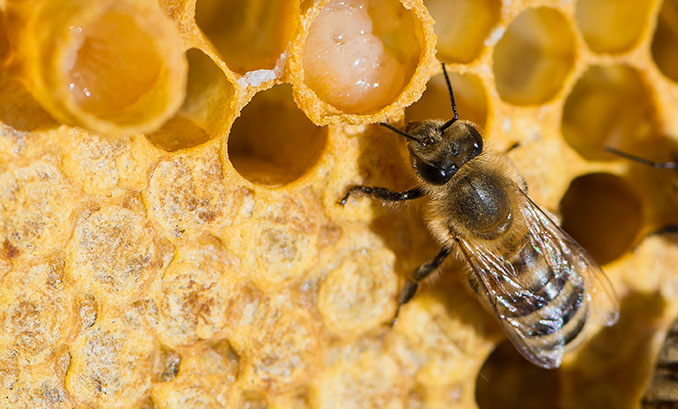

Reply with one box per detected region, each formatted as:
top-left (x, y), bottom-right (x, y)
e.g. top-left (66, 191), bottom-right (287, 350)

top-left (642, 317), bottom-right (678, 407)
top-left (498, 239), bottom-right (567, 317)
top-left (500, 240), bottom-right (588, 349)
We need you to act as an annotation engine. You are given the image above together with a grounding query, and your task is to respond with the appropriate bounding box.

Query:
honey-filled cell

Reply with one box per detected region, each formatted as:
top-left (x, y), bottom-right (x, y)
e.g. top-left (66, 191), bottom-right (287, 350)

top-left (226, 84), bottom-right (326, 186)
top-left (301, 0), bottom-right (422, 114)
top-left (425, 0), bottom-right (500, 63)
top-left (576, 0), bottom-right (653, 54)
top-left (195, 0), bottom-right (299, 74)
top-left (493, 7), bottom-right (575, 105)
top-left (406, 71), bottom-right (488, 130)
top-left (562, 65), bottom-right (659, 161)
top-left (652, 0), bottom-right (678, 83)
top-left (146, 48), bottom-right (236, 151)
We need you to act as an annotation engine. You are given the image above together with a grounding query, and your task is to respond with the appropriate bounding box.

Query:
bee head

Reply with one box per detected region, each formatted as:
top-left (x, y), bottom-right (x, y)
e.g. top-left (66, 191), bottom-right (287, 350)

top-left (405, 120), bottom-right (483, 185)
top-left (378, 119), bottom-right (483, 185)
top-left (378, 62), bottom-right (483, 185)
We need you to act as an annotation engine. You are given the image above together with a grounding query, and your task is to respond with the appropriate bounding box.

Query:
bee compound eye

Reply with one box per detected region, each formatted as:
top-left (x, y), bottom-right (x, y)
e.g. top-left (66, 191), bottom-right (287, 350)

top-left (473, 141), bottom-right (482, 154)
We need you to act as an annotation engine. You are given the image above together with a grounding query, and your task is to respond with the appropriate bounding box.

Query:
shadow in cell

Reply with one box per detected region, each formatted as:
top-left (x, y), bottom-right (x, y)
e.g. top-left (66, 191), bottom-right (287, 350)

top-left (475, 339), bottom-right (561, 409)
top-left (561, 291), bottom-right (666, 409)
top-left (559, 172), bottom-right (643, 265)
top-left (0, 76), bottom-right (58, 133)
top-left (475, 291), bottom-right (667, 409)
top-left (606, 136), bottom-right (678, 242)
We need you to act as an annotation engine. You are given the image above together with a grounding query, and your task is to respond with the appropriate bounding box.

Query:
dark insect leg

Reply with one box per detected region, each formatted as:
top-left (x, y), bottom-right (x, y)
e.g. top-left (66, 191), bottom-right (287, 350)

top-left (651, 224), bottom-right (678, 236)
top-left (605, 146), bottom-right (678, 169)
top-left (338, 186), bottom-right (423, 206)
top-left (390, 247), bottom-right (451, 326)
top-left (505, 141), bottom-right (520, 153)
top-left (502, 142), bottom-right (528, 193)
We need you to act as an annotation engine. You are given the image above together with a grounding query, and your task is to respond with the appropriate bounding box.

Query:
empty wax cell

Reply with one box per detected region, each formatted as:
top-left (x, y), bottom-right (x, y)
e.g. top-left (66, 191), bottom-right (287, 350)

top-left (303, 0), bottom-right (406, 114)
top-left (7, 0), bottom-right (187, 136)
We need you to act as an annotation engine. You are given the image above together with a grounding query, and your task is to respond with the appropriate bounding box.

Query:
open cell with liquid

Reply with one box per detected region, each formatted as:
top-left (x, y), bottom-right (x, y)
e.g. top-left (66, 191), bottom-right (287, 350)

top-left (302, 0), bottom-right (422, 114)
top-left (59, 4), bottom-right (186, 131)
top-left (0, 11), bottom-right (9, 67)
top-left (17, 0), bottom-right (188, 136)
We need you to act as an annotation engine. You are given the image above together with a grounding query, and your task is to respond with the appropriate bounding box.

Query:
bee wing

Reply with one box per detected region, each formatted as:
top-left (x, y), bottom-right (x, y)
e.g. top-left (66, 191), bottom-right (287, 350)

top-left (516, 188), bottom-right (620, 328)
top-left (456, 236), bottom-right (567, 368)
top-left (455, 188), bottom-right (619, 369)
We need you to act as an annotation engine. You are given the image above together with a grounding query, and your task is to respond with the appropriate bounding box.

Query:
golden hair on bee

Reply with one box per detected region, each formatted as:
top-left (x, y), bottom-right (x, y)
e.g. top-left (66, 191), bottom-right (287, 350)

top-left (339, 63), bottom-right (619, 369)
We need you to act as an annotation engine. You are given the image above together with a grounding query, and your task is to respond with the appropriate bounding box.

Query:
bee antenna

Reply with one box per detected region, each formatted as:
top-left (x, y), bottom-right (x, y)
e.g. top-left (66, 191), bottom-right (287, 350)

top-left (440, 62), bottom-right (459, 132)
top-left (379, 122), bottom-right (422, 143)
top-left (605, 146), bottom-right (678, 169)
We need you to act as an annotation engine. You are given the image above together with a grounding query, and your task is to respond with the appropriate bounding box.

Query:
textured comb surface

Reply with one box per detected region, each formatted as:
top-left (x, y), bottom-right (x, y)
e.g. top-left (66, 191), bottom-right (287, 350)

top-left (1, 0), bottom-right (678, 408)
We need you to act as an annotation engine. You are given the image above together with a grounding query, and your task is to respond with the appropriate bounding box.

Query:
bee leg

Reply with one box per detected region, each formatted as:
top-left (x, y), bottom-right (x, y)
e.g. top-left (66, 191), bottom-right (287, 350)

top-left (503, 142), bottom-right (529, 193)
top-left (338, 186), bottom-right (423, 206)
top-left (518, 176), bottom-right (528, 194)
top-left (390, 247), bottom-right (451, 326)
top-left (505, 141), bottom-right (520, 153)
top-left (651, 224), bottom-right (678, 236)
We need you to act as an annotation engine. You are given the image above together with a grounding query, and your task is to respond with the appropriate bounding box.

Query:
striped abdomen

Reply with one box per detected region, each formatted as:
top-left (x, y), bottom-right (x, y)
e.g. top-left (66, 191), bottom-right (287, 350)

top-left (643, 318), bottom-right (678, 408)
top-left (491, 234), bottom-right (589, 354)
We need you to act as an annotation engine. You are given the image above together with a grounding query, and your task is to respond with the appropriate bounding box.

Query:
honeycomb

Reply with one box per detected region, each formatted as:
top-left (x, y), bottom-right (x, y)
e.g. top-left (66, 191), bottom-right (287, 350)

top-left (0, 0), bottom-right (677, 408)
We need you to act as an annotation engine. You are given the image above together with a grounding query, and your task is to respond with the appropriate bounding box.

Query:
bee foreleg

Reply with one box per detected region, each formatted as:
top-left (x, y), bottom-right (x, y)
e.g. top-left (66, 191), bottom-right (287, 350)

top-left (390, 247), bottom-right (451, 326)
top-left (338, 185), bottom-right (423, 206)
top-left (505, 141), bottom-right (520, 153)
top-left (651, 224), bottom-right (678, 236)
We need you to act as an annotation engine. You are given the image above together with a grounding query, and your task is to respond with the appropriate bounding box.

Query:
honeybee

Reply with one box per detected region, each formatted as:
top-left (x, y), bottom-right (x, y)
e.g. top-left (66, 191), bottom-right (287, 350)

top-left (339, 63), bottom-right (619, 369)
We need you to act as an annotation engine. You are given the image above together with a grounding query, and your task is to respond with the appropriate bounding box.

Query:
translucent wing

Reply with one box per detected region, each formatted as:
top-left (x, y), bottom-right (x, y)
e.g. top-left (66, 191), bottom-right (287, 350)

top-left (456, 236), bottom-right (568, 368)
top-left (455, 188), bottom-right (619, 369)
top-left (516, 189), bottom-right (619, 327)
